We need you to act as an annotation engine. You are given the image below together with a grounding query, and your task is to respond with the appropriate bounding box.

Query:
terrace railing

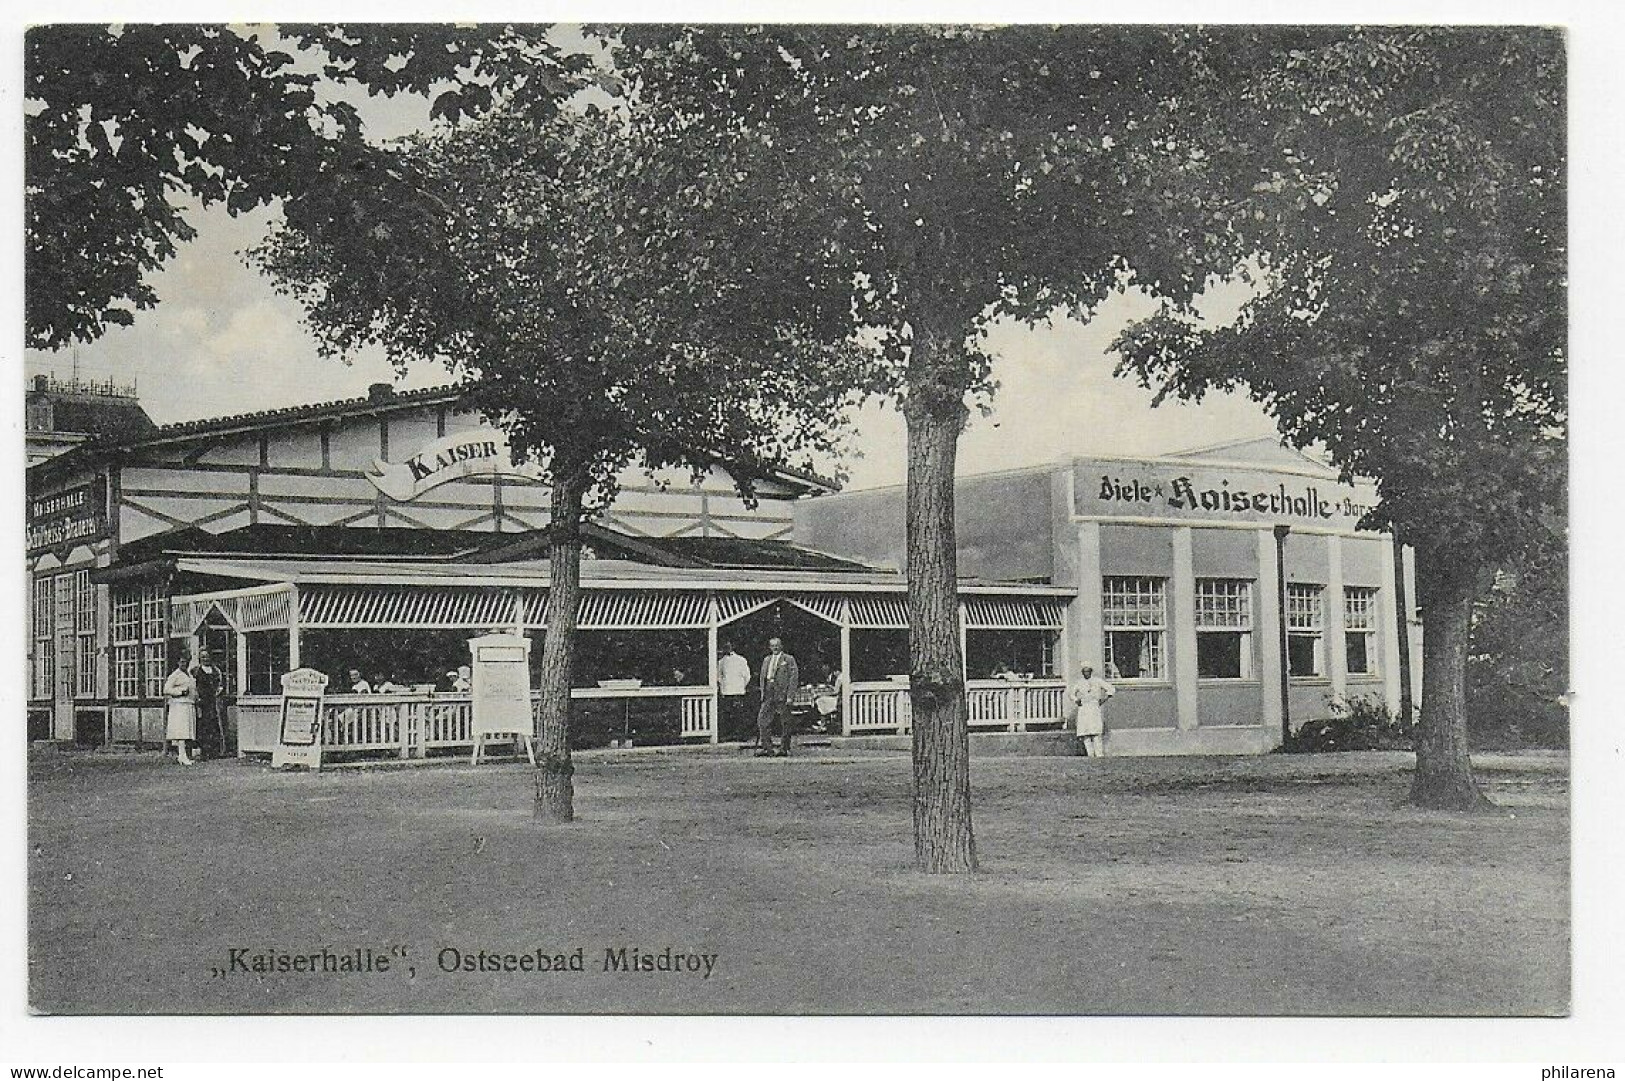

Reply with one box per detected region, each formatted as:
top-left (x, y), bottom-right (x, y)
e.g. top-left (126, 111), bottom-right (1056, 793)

top-left (233, 685), bottom-right (714, 759)
top-left (845, 678), bottom-right (1068, 736)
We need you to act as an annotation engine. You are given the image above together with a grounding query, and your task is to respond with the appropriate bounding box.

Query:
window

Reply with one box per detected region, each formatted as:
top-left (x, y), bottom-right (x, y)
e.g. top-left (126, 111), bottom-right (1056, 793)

top-left (54, 573), bottom-right (75, 699)
top-left (74, 571), bottom-right (96, 698)
top-left (113, 583), bottom-right (167, 701)
top-left (32, 576), bottom-right (54, 700)
top-left (1344, 587), bottom-right (1379, 676)
top-left (1286, 584), bottom-right (1324, 678)
top-left (965, 630), bottom-right (1061, 680)
top-left (1195, 579), bottom-right (1253, 679)
top-left (245, 629), bottom-right (290, 695)
top-left (1102, 577), bottom-right (1166, 681)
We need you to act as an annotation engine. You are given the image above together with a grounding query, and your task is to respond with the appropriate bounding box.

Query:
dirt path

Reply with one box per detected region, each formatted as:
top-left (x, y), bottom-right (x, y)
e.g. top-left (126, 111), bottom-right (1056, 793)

top-left (28, 748), bottom-right (1567, 1015)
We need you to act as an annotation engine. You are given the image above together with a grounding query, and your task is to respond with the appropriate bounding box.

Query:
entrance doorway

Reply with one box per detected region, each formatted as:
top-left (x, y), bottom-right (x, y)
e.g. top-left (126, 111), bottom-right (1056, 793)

top-left (195, 614), bottom-right (237, 756)
top-left (720, 599), bottom-right (841, 742)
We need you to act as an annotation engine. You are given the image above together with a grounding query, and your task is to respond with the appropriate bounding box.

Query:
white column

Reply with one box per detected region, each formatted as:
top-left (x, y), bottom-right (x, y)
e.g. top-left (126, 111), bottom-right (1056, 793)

top-left (1378, 537), bottom-right (1403, 714)
top-left (287, 585), bottom-right (301, 671)
top-left (706, 598), bottom-right (720, 745)
top-left (839, 602), bottom-right (853, 737)
top-left (1255, 529), bottom-right (1283, 740)
top-left (234, 629), bottom-right (249, 697)
top-left (1171, 527), bottom-right (1199, 731)
top-left (1327, 534), bottom-right (1347, 702)
top-left (1073, 521), bottom-right (1104, 676)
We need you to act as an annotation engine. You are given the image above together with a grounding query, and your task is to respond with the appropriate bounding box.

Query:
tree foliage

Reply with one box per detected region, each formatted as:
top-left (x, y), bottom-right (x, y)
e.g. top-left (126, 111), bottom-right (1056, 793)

top-left (1113, 28), bottom-right (1566, 807)
top-left (603, 24), bottom-right (1280, 870)
top-left (253, 99), bottom-right (872, 818)
top-left (25, 23), bottom-right (590, 349)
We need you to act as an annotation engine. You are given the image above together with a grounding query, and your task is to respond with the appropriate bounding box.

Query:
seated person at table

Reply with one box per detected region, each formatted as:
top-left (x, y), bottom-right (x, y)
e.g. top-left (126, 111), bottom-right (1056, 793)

top-left (447, 666), bottom-right (472, 693)
top-left (813, 665), bottom-right (844, 732)
top-left (347, 669), bottom-right (372, 694)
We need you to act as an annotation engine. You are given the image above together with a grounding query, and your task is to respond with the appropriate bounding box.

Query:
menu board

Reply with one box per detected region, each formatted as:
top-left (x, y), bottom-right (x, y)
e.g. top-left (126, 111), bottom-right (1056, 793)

top-left (272, 668), bottom-right (330, 770)
top-left (470, 634), bottom-right (533, 738)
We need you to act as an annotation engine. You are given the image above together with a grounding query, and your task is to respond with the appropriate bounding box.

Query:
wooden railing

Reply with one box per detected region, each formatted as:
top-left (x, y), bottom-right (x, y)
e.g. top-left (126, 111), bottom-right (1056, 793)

top-left (846, 679), bottom-right (1068, 735)
top-left (847, 681), bottom-right (912, 733)
top-left (233, 678), bottom-right (1063, 753)
top-left (233, 685), bottom-right (714, 758)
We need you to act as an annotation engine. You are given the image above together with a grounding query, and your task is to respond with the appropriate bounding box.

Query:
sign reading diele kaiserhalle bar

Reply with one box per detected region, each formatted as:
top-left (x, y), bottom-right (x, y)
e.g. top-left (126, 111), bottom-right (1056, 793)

top-left (1074, 456), bottom-right (1380, 531)
top-left (470, 633), bottom-right (533, 740)
top-left (366, 428), bottom-right (542, 502)
top-left (272, 668), bottom-right (329, 770)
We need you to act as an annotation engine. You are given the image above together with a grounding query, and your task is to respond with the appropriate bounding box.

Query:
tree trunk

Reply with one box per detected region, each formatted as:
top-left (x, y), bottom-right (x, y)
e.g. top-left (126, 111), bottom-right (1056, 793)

top-left (534, 473), bottom-right (584, 823)
top-left (903, 316), bottom-right (977, 874)
top-left (1408, 549), bottom-right (1494, 811)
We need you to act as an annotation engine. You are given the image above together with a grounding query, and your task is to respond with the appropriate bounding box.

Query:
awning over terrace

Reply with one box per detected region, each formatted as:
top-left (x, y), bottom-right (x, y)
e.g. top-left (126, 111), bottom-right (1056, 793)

top-left (165, 555), bottom-right (1070, 634)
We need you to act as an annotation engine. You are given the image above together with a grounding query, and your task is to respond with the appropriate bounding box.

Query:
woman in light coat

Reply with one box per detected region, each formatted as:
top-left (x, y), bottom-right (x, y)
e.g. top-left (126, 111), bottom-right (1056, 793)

top-left (1069, 664), bottom-right (1115, 758)
top-left (164, 659), bottom-right (198, 765)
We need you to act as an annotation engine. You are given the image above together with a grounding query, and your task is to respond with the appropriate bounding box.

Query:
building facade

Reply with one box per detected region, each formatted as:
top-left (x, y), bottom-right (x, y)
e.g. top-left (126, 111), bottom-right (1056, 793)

top-left (794, 437), bottom-right (1420, 755)
top-left (24, 384), bottom-right (837, 745)
top-left (27, 379), bottom-right (1414, 757)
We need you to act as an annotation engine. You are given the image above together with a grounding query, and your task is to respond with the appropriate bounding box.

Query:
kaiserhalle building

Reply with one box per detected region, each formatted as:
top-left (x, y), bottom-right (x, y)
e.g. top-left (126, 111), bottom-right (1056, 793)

top-left (25, 381), bottom-right (1416, 758)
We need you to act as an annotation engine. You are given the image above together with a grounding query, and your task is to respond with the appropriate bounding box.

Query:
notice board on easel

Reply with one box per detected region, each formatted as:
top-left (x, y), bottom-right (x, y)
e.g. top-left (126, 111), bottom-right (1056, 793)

top-left (272, 667), bottom-right (329, 770)
top-left (469, 633), bottom-right (532, 740)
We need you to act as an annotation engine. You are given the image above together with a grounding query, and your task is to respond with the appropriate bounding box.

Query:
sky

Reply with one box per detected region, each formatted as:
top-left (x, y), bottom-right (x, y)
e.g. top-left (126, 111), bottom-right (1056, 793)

top-left (20, 198), bottom-right (1282, 490)
top-left (20, 30), bottom-right (1284, 492)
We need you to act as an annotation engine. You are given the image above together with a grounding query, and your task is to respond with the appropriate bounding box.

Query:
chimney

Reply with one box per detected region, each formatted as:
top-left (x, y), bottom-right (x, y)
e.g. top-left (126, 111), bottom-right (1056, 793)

top-left (367, 382), bottom-right (396, 403)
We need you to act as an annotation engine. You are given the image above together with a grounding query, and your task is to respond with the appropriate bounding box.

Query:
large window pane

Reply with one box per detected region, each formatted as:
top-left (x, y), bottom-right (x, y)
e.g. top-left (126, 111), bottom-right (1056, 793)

top-left (1103, 577), bottom-right (1166, 681)
top-left (1197, 632), bottom-right (1244, 679)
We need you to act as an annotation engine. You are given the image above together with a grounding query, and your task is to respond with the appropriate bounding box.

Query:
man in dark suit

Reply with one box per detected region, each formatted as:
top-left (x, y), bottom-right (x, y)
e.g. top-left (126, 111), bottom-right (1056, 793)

top-left (756, 636), bottom-right (799, 757)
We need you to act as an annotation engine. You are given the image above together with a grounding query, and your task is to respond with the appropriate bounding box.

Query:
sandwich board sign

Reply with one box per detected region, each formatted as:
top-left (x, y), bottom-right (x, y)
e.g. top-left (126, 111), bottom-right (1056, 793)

top-left (273, 668), bottom-right (329, 770)
top-left (469, 633), bottom-right (536, 765)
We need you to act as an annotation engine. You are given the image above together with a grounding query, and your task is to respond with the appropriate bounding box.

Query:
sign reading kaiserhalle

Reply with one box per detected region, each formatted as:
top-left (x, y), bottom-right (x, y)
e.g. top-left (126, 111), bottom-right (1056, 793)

top-left (1074, 457), bottom-right (1380, 530)
top-left (27, 482), bottom-right (106, 552)
top-left (367, 428), bottom-right (541, 501)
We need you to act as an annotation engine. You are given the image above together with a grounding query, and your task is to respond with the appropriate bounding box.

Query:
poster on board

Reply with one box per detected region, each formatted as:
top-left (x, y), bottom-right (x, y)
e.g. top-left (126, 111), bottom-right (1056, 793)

top-left (271, 667), bottom-right (329, 770)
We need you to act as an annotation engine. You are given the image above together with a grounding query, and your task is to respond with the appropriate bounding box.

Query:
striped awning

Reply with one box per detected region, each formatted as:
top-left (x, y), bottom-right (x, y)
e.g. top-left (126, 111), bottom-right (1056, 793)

top-left (784, 593), bottom-right (845, 624)
top-left (171, 584), bottom-right (295, 635)
top-left (848, 595), bottom-right (909, 629)
top-left (715, 591), bottom-right (776, 623)
top-left (578, 590), bottom-right (710, 630)
top-left (300, 586), bottom-right (519, 629)
top-left (961, 597), bottom-right (1065, 630)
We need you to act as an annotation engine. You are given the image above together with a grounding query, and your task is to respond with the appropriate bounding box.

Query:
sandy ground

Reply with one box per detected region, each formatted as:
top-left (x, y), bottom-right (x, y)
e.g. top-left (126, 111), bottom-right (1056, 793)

top-left (27, 746), bottom-right (1568, 1016)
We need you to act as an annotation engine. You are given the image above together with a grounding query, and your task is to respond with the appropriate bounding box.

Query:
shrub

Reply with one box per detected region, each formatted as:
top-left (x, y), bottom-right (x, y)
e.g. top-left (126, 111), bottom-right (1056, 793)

top-left (1279, 694), bottom-right (1414, 753)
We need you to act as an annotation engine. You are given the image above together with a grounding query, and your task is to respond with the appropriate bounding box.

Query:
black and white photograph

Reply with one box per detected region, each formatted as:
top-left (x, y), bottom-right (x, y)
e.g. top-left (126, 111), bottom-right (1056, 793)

top-left (7, 5), bottom-right (1615, 1069)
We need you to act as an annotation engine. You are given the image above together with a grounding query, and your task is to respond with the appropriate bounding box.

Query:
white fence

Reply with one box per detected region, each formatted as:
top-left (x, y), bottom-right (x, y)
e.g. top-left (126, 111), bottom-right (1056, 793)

top-left (234, 679), bottom-right (1064, 752)
top-left (234, 687), bottom-right (714, 758)
top-left (845, 679), bottom-right (1068, 735)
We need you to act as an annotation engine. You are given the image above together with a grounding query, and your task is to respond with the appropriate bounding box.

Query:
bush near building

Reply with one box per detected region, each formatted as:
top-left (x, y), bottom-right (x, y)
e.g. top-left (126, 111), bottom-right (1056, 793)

top-left (1281, 695), bottom-right (1414, 754)
top-left (1465, 538), bottom-right (1569, 751)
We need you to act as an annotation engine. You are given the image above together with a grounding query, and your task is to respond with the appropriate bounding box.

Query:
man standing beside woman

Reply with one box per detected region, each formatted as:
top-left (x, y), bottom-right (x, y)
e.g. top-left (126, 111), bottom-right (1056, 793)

top-left (164, 653), bottom-right (198, 766)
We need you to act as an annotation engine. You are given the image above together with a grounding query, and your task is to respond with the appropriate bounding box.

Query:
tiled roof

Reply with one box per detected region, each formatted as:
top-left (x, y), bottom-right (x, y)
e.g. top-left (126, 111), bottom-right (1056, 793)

top-left (142, 385), bottom-right (460, 442)
top-left (112, 524), bottom-right (507, 566)
top-left (31, 383), bottom-right (838, 494)
top-left (45, 398), bottom-right (158, 441)
top-left (633, 535), bottom-right (881, 572)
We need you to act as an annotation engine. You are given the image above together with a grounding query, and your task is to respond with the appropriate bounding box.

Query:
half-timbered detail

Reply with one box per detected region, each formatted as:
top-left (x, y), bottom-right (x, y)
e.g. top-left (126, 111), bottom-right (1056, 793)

top-left (27, 382), bottom-right (1416, 759)
top-left (26, 382), bottom-right (1072, 752)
